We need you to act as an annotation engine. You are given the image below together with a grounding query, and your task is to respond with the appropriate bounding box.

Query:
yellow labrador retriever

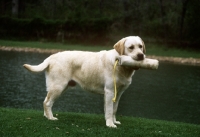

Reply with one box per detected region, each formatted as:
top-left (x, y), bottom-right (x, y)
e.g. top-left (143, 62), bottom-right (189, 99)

top-left (23, 36), bottom-right (146, 128)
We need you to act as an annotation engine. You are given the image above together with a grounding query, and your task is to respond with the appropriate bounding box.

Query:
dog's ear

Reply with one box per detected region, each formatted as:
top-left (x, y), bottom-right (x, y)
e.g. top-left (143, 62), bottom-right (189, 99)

top-left (113, 38), bottom-right (126, 55)
top-left (142, 40), bottom-right (146, 54)
top-left (137, 36), bottom-right (146, 54)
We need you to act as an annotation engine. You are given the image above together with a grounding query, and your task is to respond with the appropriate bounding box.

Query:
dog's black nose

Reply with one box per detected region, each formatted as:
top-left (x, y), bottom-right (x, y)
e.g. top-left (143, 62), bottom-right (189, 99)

top-left (137, 53), bottom-right (144, 60)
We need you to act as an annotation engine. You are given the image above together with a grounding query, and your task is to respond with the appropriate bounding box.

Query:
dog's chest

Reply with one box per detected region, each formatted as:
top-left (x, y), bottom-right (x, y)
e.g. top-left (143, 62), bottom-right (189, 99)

top-left (116, 76), bottom-right (132, 89)
top-left (115, 68), bottom-right (135, 90)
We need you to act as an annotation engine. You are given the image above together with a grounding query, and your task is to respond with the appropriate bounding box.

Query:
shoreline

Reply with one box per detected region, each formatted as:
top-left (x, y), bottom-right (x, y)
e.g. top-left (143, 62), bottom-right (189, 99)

top-left (1, 46), bottom-right (200, 66)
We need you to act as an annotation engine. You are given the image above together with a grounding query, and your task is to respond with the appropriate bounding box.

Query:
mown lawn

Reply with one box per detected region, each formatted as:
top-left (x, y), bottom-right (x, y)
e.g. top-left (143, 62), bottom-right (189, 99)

top-left (0, 40), bottom-right (110, 52)
top-left (0, 107), bottom-right (200, 137)
top-left (0, 39), bottom-right (200, 58)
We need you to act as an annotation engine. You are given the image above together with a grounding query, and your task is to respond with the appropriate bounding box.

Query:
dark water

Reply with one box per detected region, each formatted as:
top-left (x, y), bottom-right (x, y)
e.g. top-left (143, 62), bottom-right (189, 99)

top-left (0, 50), bottom-right (200, 124)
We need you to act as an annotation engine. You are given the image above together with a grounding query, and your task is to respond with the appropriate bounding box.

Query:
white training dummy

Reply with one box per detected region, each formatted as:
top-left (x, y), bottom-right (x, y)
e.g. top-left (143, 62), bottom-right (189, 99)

top-left (116, 55), bottom-right (159, 70)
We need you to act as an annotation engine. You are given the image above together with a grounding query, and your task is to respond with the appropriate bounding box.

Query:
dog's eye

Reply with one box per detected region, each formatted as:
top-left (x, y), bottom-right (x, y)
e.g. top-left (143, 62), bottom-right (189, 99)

top-left (139, 45), bottom-right (143, 48)
top-left (129, 46), bottom-right (134, 50)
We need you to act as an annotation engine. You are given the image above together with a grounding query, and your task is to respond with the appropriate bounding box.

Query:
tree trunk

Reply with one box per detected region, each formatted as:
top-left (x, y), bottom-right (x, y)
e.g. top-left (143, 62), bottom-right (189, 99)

top-left (159, 0), bottom-right (167, 38)
top-left (99, 0), bottom-right (104, 14)
top-left (180, 0), bottom-right (189, 39)
top-left (12, 0), bottom-right (18, 17)
top-left (159, 0), bottom-right (165, 24)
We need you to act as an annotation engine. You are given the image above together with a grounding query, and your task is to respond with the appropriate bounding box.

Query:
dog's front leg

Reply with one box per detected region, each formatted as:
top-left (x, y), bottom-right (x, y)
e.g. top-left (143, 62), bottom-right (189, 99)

top-left (113, 90), bottom-right (124, 125)
top-left (104, 88), bottom-right (116, 128)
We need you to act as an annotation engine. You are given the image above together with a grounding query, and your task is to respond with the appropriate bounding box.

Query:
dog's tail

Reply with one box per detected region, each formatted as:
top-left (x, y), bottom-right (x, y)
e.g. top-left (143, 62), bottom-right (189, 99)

top-left (23, 57), bottom-right (49, 72)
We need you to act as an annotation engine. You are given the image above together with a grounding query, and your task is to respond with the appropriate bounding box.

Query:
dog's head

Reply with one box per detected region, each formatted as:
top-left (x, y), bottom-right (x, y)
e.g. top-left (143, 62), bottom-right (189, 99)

top-left (113, 36), bottom-right (146, 61)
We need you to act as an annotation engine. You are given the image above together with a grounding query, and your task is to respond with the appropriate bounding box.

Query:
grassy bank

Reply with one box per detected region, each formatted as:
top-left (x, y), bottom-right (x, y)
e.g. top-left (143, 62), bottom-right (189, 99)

top-left (0, 39), bottom-right (200, 58)
top-left (0, 107), bottom-right (200, 137)
top-left (0, 40), bottom-right (110, 52)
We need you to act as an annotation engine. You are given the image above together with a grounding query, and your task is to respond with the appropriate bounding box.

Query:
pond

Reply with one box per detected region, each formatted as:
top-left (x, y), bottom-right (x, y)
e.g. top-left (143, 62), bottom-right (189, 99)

top-left (0, 50), bottom-right (200, 125)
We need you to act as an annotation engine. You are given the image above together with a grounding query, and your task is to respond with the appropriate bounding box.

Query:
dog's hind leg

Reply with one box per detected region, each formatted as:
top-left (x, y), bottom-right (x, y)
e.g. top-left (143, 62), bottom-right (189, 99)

top-left (43, 87), bottom-right (64, 120)
top-left (43, 78), bottom-right (69, 120)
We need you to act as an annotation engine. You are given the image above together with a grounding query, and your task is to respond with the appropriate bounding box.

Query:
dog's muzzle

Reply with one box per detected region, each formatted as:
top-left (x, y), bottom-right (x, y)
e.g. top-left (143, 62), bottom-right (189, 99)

top-left (137, 53), bottom-right (145, 61)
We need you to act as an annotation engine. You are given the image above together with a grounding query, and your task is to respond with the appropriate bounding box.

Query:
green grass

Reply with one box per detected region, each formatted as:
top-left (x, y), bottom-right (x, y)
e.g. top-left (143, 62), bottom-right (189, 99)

top-left (0, 39), bottom-right (200, 58)
top-left (146, 44), bottom-right (200, 58)
top-left (1, 40), bottom-right (199, 136)
top-left (0, 107), bottom-right (200, 137)
top-left (0, 40), bottom-right (110, 51)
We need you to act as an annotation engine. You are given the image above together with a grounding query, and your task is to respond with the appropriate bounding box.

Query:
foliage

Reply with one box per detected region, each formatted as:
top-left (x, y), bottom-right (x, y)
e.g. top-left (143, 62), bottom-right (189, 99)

top-left (0, 0), bottom-right (200, 48)
top-left (185, 0), bottom-right (200, 41)
top-left (0, 16), bottom-right (113, 44)
top-left (1, 107), bottom-right (200, 137)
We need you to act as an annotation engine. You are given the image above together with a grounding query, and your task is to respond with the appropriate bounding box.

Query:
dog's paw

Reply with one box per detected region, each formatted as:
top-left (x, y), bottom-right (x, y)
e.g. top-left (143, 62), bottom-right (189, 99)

top-left (49, 117), bottom-right (58, 120)
top-left (107, 123), bottom-right (117, 128)
top-left (44, 114), bottom-right (58, 120)
top-left (106, 120), bottom-right (117, 128)
top-left (114, 121), bottom-right (121, 125)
